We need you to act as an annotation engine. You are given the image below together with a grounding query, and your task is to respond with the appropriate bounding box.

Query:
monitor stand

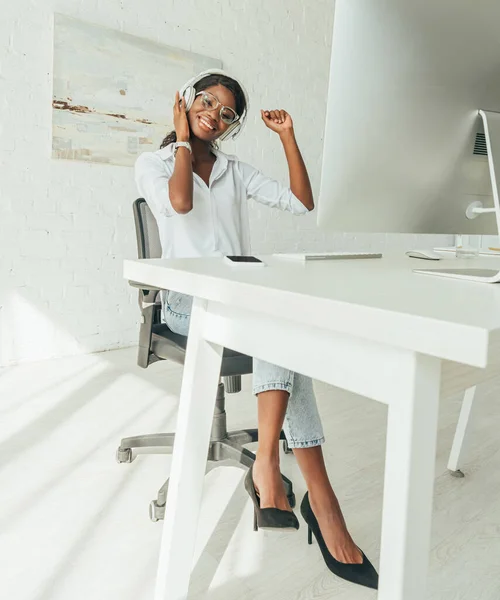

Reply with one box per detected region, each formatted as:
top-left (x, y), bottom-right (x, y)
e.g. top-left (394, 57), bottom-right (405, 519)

top-left (465, 110), bottom-right (500, 230)
top-left (415, 110), bottom-right (500, 283)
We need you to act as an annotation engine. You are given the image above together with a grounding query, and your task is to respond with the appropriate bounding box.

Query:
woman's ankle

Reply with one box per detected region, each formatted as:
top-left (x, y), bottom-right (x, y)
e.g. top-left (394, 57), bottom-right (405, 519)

top-left (251, 456), bottom-right (291, 511)
top-left (255, 450), bottom-right (280, 468)
top-left (308, 487), bottom-right (342, 517)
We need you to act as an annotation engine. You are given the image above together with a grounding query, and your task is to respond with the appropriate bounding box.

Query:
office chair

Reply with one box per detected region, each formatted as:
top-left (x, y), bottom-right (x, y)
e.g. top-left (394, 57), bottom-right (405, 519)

top-left (116, 199), bottom-right (295, 521)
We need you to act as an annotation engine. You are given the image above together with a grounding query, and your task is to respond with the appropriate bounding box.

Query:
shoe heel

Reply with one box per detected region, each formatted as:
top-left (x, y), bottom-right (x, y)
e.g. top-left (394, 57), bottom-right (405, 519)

top-left (307, 525), bottom-right (313, 545)
top-left (244, 465), bottom-right (299, 533)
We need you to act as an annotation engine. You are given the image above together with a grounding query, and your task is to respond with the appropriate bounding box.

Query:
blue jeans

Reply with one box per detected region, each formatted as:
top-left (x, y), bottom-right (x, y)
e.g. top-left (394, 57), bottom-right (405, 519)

top-left (163, 291), bottom-right (325, 448)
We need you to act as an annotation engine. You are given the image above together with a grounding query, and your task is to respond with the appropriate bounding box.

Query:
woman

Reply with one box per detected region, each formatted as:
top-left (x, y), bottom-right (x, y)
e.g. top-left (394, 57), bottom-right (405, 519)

top-left (135, 69), bottom-right (378, 590)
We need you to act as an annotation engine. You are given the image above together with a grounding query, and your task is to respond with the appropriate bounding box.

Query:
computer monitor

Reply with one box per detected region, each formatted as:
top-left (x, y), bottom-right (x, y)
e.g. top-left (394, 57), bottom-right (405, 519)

top-left (318, 0), bottom-right (500, 236)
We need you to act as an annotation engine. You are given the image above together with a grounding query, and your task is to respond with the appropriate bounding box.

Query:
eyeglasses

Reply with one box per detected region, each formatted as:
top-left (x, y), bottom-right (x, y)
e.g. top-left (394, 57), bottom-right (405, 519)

top-left (195, 91), bottom-right (240, 125)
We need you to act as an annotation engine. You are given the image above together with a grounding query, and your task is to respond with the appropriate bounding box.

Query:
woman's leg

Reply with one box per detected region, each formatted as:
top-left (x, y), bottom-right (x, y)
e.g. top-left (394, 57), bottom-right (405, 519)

top-left (253, 363), bottom-right (327, 512)
top-left (252, 359), bottom-right (298, 511)
top-left (275, 369), bottom-right (362, 563)
top-left (252, 389), bottom-right (290, 511)
top-left (293, 446), bottom-right (362, 564)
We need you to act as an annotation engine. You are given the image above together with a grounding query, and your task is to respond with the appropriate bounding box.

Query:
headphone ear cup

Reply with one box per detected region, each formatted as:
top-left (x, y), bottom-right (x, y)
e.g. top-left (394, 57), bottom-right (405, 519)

top-left (229, 122), bottom-right (242, 140)
top-left (219, 122), bottom-right (240, 142)
top-left (182, 86), bottom-right (196, 111)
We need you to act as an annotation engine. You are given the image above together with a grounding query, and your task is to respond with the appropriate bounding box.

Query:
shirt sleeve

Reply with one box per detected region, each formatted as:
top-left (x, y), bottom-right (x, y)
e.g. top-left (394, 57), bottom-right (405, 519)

top-left (135, 152), bottom-right (175, 219)
top-left (236, 160), bottom-right (310, 215)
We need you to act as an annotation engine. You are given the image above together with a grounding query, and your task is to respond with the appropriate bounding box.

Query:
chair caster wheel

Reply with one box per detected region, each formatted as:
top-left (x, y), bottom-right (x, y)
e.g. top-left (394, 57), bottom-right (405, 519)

top-left (116, 447), bottom-right (132, 463)
top-left (283, 439), bottom-right (293, 455)
top-left (149, 500), bottom-right (165, 522)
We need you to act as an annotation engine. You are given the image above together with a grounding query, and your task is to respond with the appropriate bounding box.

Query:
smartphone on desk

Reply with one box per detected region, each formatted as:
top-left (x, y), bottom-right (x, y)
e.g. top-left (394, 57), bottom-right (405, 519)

top-left (224, 255), bottom-right (266, 267)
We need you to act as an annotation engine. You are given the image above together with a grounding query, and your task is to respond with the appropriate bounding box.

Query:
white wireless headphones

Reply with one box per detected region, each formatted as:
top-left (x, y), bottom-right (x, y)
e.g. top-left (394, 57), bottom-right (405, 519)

top-left (179, 68), bottom-right (249, 141)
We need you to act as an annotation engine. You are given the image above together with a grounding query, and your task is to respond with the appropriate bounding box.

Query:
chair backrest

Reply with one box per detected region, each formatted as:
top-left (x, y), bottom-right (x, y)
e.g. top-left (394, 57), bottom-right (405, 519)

top-left (133, 198), bottom-right (162, 259)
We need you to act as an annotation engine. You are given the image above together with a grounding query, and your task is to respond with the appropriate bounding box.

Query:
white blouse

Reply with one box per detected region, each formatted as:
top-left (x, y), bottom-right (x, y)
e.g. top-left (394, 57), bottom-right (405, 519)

top-left (134, 143), bottom-right (309, 259)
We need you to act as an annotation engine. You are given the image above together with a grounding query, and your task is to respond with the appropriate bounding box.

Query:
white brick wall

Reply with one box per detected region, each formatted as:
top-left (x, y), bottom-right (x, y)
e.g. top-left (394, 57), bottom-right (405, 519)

top-left (0, 0), bottom-right (452, 366)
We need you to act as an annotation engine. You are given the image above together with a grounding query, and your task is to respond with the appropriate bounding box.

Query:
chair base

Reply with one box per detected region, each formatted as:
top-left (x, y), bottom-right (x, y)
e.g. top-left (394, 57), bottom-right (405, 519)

top-left (117, 382), bottom-right (295, 521)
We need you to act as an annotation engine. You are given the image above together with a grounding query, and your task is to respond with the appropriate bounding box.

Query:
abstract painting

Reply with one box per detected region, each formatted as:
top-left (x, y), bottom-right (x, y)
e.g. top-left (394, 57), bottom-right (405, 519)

top-left (52, 14), bottom-right (221, 166)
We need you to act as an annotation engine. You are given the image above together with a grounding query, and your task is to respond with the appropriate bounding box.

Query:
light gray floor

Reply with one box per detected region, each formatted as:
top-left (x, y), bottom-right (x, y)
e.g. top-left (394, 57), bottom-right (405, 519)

top-left (1, 347), bottom-right (499, 599)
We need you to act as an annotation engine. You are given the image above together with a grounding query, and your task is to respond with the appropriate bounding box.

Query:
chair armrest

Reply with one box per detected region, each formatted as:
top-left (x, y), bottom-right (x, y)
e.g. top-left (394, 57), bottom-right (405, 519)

top-left (137, 304), bottom-right (157, 368)
top-left (128, 280), bottom-right (163, 292)
top-left (130, 280), bottom-right (162, 311)
top-left (130, 278), bottom-right (163, 368)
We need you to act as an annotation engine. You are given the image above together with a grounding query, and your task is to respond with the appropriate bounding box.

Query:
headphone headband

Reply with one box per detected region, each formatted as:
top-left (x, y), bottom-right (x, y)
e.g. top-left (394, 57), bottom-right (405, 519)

top-left (179, 68), bottom-right (249, 141)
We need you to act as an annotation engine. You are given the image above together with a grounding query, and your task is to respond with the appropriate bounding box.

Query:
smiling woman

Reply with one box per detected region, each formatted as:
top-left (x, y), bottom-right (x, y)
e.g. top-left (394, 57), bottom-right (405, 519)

top-left (133, 68), bottom-right (378, 590)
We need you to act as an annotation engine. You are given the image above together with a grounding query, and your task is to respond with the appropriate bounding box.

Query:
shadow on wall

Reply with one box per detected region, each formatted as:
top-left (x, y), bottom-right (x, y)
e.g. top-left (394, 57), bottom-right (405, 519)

top-left (0, 276), bottom-right (138, 367)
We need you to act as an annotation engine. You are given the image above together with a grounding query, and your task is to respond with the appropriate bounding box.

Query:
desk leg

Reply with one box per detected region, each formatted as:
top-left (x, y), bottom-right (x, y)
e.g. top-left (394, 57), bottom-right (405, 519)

top-left (378, 353), bottom-right (441, 600)
top-left (447, 386), bottom-right (477, 476)
top-left (154, 299), bottom-right (223, 600)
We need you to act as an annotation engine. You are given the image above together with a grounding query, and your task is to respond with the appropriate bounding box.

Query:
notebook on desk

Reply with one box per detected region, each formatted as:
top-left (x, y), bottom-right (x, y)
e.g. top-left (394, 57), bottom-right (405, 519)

top-left (414, 268), bottom-right (500, 283)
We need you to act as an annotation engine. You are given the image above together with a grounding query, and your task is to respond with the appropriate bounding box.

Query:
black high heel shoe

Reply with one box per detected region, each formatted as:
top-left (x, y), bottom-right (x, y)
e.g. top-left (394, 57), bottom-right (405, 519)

top-left (244, 465), bottom-right (300, 532)
top-left (300, 492), bottom-right (378, 590)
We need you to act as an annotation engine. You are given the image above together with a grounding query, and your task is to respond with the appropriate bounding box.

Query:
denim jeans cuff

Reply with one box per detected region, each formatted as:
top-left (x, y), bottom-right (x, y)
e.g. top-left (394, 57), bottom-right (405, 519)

top-left (253, 382), bottom-right (293, 396)
top-left (286, 436), bottom-right (325, 449)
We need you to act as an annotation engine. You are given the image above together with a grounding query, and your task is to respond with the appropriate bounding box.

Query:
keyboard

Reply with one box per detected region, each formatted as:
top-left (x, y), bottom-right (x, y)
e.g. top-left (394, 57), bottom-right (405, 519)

top-left (273, 252), bottom-right (383, 261)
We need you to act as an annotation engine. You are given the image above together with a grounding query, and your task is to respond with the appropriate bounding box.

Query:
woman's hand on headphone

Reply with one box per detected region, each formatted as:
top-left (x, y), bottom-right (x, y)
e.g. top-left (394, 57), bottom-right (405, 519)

top-left (174, 91), bottom-right (190, 142)
top-left (261, 109), bottom-right (294, 135)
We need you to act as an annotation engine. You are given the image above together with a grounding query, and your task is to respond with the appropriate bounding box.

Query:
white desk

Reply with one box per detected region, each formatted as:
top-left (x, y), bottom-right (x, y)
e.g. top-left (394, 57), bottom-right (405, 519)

top-left (123, 254), bottom-right (500, 600)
